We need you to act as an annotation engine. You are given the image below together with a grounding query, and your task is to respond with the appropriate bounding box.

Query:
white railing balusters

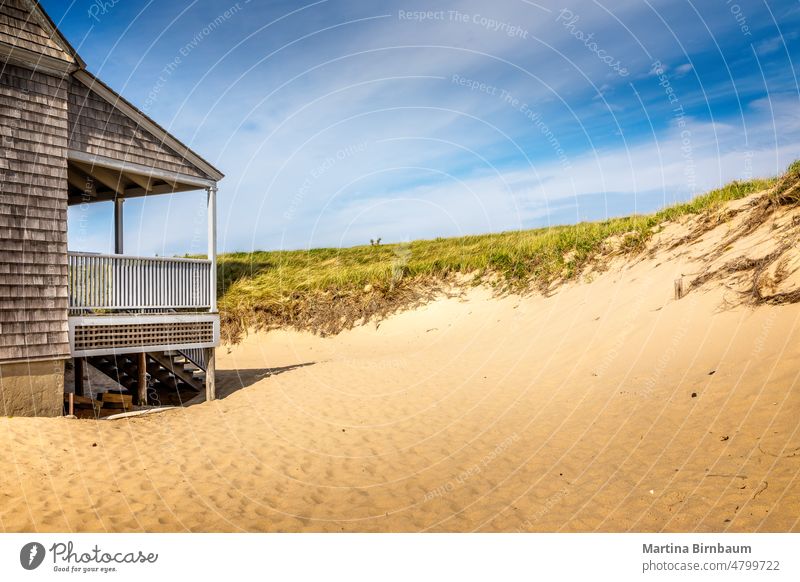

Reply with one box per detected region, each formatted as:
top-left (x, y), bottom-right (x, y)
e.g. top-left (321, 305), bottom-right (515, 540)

top-left (68, 252), bottom-right (213, 313)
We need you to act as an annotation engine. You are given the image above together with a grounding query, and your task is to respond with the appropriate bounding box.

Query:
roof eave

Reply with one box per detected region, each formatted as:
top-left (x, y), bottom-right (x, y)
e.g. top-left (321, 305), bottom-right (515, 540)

top-left (73, 70), bottom-right (225, 183)
top-left (0, 42), bottom-right (78, 76)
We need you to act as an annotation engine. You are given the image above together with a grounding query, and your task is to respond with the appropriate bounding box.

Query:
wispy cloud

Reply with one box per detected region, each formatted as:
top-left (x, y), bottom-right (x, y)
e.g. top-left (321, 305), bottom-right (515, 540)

top-left (51, 0), bottom-right (800, 254)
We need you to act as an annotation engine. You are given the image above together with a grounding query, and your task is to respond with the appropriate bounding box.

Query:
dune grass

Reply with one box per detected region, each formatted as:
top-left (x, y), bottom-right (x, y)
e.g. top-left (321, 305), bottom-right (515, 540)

top-left (216, 177), bottom-right (777, 339)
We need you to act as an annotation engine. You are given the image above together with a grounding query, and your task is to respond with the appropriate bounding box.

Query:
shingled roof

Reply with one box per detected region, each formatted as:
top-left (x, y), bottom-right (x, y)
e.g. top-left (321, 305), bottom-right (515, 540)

top-left (0, 0), bottom-right (223, 183)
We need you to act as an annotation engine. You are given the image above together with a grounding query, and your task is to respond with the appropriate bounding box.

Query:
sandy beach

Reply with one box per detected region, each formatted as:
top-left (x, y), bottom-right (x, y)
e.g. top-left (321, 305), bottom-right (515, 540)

top-left (2, 193), bottom-right (799, 533)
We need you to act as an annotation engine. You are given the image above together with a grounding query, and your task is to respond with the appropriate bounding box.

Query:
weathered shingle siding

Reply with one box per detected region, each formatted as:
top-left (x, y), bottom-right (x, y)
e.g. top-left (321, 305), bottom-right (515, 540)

top-left (0, 0), bottom-right (73, 63)
top-left (68, 81), bottom-right (206, 178)
top-left (0, 64), bottom-right (70, 363)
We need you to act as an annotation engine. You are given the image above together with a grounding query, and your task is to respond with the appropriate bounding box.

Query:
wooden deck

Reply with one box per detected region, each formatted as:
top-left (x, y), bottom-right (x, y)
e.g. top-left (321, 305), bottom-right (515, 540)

top-left (67, 252), bottom-right (219, 359)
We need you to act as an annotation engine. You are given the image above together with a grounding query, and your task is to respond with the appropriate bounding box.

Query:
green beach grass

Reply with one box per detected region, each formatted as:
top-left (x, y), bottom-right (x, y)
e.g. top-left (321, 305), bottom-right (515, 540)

top-left (215, 176), bottom-right (779, 340)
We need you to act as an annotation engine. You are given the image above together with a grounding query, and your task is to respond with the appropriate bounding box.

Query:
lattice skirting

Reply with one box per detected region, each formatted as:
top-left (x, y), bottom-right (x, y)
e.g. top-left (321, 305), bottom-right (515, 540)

top-left (69, 314), bottom-right (219, 357)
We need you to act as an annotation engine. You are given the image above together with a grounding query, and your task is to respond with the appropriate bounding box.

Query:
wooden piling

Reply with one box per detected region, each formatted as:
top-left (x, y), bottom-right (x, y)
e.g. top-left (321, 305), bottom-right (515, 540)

top-left (674, 278), bottom-right (684, 300)
top-left (74, 358), bottom-right (85, 397)
top-left (137, 352), bottom-right (148, 406)
top-left (205, 347), bottom-right (216, 402)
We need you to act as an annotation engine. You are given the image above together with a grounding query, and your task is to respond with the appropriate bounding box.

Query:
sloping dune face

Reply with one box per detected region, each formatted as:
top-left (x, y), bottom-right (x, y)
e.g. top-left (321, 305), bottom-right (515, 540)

top-left (2, 192), bottom-right (799, 532)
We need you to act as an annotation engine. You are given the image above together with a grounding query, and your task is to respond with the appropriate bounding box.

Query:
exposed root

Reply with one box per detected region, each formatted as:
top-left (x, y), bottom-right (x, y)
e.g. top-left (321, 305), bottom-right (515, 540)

top-left (221, 279), bottom-right (445, 343)
top-left (759, 444), bottom-right (800, 458)
top-left (758, 289), bottom-right (800, 305)
top-left (679, 170), bottom-right (800, 306)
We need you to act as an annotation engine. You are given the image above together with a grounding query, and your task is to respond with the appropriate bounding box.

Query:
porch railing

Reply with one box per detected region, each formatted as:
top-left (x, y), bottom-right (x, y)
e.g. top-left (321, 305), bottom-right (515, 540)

top-left (180, 347), bottom-right (207, 371)
top-left (68, 252), bottom-right (212, 313)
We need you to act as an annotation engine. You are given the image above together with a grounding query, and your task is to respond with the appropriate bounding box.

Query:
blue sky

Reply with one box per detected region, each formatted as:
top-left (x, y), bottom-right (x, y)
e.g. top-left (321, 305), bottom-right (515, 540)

top-left (48, 0), bottom-right (800, 255)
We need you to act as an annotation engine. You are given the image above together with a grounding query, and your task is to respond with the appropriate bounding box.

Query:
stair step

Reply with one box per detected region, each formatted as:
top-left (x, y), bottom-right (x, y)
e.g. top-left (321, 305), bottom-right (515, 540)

top-left (148, 367), bottom-right (173, 379)
top-left (90, 352), bottom-right (205, 400)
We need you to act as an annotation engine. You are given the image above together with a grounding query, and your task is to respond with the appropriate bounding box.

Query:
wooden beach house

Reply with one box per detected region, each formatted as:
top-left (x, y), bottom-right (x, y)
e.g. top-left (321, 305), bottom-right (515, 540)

top-left (1, 1), bottom-right (223, 416)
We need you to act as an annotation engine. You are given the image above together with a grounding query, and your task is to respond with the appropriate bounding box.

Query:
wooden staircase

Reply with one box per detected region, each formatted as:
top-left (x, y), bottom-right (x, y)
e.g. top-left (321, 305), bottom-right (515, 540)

top-left (86, 350), bottom-right (206, 406)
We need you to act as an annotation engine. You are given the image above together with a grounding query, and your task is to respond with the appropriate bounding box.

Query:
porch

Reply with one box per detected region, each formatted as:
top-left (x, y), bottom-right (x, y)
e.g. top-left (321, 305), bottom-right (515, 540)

top-left (66, 150), bottom-right (221, 406)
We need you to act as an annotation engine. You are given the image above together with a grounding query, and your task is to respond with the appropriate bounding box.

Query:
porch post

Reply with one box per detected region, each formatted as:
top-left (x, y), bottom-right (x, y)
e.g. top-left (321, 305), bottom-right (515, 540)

top-left (137, 352), bottom-right (148, 406)
top-left (205, 347), bottom-right (216, 402)
top-left (114, 197), bottom-right (124, 254)
top-left (207, 185), bottom-right (217, 312)
top-left (206, 185), bottom-right (217, 402)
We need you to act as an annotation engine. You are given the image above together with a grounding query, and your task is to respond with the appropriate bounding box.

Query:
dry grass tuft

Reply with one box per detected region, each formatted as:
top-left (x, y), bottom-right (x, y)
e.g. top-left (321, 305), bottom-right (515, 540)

top-left (771, 159), bottom-right (800, 206)
top-left (685, 163), bottom-right (800, 305)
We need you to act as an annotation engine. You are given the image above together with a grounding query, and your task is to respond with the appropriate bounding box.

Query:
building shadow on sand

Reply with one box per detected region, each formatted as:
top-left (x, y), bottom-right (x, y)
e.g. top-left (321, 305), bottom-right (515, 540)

top-left (211, 362), bottom-right (316, 400)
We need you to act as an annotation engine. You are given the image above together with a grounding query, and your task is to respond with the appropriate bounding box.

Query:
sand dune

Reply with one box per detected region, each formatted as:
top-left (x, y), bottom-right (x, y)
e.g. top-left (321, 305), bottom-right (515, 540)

top-left (2, 192), bottom-right (799, 532)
